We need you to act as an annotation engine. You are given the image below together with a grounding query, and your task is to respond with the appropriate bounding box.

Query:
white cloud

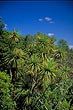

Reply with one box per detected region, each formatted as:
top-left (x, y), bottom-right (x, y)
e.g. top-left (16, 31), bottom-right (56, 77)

top-left (38, 16), bottom-right (54, 23)
top-left (48, 33), bottom-right (54, 36)
top-left (69, 45), bottom-right (73, 49)
top-left (4, 24), bottom-right (8, 29)
top-left (45, 17), bottom-right (52, 22)
top-left (38, 18), bottom-right (43, 22)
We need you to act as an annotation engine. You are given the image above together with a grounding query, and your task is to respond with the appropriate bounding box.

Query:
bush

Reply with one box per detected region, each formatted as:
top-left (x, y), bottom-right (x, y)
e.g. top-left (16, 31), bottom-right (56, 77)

top-left (0, 71), bottom-right (16, 110)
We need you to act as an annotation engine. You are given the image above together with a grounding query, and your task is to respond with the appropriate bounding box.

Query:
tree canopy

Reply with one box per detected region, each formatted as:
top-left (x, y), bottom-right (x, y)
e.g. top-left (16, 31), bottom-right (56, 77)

top-left (0, 20), bottom-right (73, 110)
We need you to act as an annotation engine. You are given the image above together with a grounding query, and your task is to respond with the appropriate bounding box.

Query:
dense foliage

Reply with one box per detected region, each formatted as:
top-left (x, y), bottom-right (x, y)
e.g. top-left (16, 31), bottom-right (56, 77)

top-left (0, 18), bottom-right (73, 110)
top-left (0, 71), bottom-right (16, 110)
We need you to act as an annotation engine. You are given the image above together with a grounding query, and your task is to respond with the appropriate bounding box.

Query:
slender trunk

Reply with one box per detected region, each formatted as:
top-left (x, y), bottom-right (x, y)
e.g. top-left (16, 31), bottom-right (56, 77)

top-left (10, 68), bottom-right (12, 80)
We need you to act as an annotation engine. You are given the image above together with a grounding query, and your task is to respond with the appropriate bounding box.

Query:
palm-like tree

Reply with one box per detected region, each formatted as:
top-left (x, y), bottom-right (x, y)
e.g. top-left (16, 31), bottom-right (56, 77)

top-left (9, 30), bottom-right (19, 42)
top-left (9, 48), bottom-right (24, 82)
top-left (42, 58), bottom-right (57, 86)
top-left (1, 31), bottom-right (24, 82)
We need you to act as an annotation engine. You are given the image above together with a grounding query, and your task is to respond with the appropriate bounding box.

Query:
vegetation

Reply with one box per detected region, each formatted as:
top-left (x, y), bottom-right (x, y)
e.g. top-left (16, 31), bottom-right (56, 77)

top-left (0, 18), bottom-right (73, 110)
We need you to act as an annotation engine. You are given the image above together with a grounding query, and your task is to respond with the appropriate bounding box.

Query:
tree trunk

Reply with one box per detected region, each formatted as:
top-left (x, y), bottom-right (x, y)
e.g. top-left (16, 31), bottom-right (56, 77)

top-left (10, 68), bottom-right (12, 80)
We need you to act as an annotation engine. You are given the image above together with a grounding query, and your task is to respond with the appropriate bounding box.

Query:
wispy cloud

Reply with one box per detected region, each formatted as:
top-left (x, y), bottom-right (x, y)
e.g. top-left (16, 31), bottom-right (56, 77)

top-left (4, 24), bottom-right (8, 29)
top-left (38, 16), bottom-right (54, 23)
top-left (69, 45), bottom-right (73, 49)
top-left (45, 17), bottom-right (52, 22)
top-left (48, 33), bottom-right (54, 36)
top-left (38, 18), bottom-right (43, 22)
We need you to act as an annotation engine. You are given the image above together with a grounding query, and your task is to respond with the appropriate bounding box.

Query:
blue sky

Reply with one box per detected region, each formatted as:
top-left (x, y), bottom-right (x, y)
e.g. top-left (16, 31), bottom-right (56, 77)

top-left (0, 1), bottom-right (73, 45)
